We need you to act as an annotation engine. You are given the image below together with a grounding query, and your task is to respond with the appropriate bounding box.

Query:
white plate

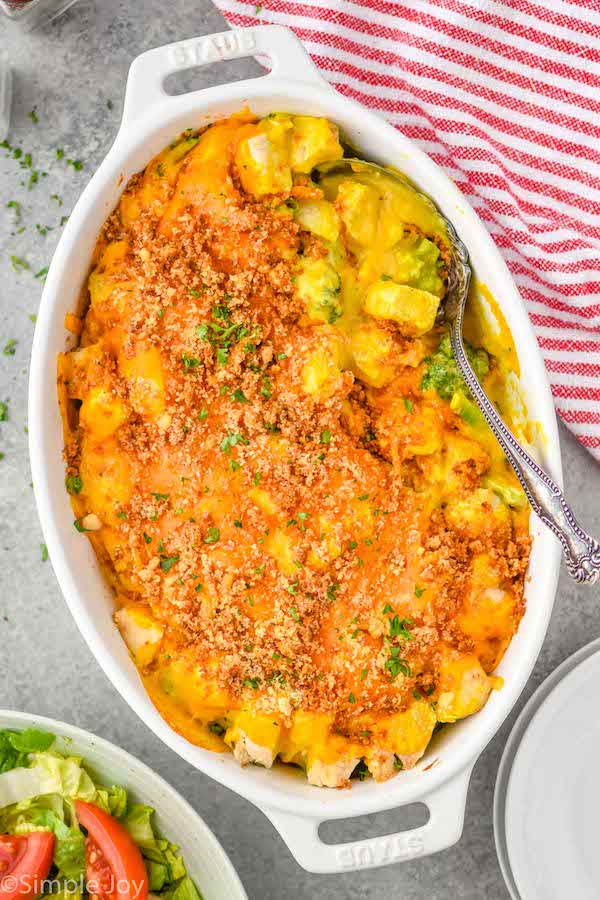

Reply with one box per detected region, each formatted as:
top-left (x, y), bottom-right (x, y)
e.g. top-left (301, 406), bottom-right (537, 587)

top-left (494, 638), bottom-right (600, 900)
top-left (0, 710), bottom-right (247, 900)
top-left (503, 645), bottom-right (600, 900)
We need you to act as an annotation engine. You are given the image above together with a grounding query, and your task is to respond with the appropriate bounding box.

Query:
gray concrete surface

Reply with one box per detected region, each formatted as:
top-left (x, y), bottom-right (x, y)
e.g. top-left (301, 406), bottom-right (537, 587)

top-left (0, 2), bottom-right (599, 897)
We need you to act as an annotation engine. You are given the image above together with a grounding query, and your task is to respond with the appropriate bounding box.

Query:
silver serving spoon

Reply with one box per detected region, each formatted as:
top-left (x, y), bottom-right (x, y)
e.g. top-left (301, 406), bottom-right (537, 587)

top-left (313, 158), bottom-right (600, 584)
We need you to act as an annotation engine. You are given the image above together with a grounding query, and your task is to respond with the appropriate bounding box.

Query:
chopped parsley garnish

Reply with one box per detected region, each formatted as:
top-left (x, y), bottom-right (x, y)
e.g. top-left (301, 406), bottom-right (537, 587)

top-left (260, 376), bottom-right (272, 400)
top-left (348, 692), bottom-right (356, 704)
top-left (198, 407), bottom-right (208, 420)
top-left (360, 668), bottom-right (368, 681)
top-left (143, 533), bottom-right (152, 544)
top-left (117, 511), bottom-right (127, 520)
top-left (253, 471), bottom-right (261, 486)
top-left (10, 256), bottom-right (28, 273)
top-left (404, 398), bottom-right (414, 414)
top-left (414, 585), bottom-right (426, 598)
top-left (195, 304), bottom-right (251, 368)
top-left (357, 493), bottom-right (370, 501)
top-left (160, 555), bottom-right (179, 574)
top-left (326, 583), bottom-right (340, 602)
top-left (203, 526), bottom-right (220, 544)
top-left (188, 288), bottom-right (200, 298)
top-left (382, 603), bottom-right (394, 614)
top-left (348, 540), bottom-right (358, 550)
top-left (289, 606), bottom-right (300, 622)
top-left (220, 431), bottom-right (249, 455)
top-left (65, 474), bottom-right (83, 495)
top-left (232, 388), bottom-right (248, 403)
top-left (182, 352), bottom-right (200, 373)
top-left (150, 492), bottom-right (169, 501)
top-left (385, 648), bottom-right (411, 679)
top-left (3, 340), bottom-right (17, 356)
top-left (297, 511), bottom-right (309, 532)
top-left (233, 519), bottom-right (243, 528)
top-left (320, 429), bottom-right (331, 444)
top-left (243, 678), bottom-right (260, 689)
top-left (286, 578), bottom-right (299, 595)
top-left (389, 615), bottom-right (415, 641)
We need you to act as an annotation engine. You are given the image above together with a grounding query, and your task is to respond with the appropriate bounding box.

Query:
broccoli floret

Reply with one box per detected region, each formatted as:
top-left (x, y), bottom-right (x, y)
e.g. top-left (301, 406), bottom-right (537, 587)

top-left (421, 333), bottom-right (489, 400)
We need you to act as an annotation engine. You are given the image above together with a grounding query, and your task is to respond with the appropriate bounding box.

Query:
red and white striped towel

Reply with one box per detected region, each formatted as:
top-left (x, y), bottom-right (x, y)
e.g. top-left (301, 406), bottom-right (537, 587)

top-left (214, 0), bottom-right (600, 461)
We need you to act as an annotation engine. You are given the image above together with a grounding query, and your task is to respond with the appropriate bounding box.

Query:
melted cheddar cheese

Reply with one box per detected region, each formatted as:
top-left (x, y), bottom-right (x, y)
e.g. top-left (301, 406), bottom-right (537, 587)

top-left (58, 112), bottom-right (531, 787)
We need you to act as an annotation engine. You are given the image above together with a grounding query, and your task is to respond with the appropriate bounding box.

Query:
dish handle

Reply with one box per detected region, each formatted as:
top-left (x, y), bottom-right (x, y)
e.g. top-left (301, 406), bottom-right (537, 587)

top-left (122, 25), bottom-right (329, 126)
top-left (263, 766), bottom-right (473, 874)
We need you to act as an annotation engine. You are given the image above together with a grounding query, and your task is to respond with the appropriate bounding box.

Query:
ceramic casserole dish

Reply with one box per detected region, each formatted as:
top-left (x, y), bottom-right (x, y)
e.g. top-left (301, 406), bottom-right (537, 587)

top-left (29, 25), bottom-right (562, 874)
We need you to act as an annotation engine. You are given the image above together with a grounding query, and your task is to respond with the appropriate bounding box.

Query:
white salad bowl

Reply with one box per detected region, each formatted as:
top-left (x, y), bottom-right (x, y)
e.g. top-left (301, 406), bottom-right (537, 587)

top-left (29, 25), bottom-right (562, 874)
top-left (0, 710), bottom-right (246, 900)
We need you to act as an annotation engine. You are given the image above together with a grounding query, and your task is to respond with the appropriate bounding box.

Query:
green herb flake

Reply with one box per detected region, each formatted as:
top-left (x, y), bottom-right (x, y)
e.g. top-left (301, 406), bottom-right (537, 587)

top-left (10, 256), bottom-right (29, 273)
top-left (65, 474), bottom-right (83, 495)
top-left (3, 340), bottom-right (17, 356)
top-left (160, 555), bottom-right (180, 574)
top-left (203, 526), bottom-right (220, 544)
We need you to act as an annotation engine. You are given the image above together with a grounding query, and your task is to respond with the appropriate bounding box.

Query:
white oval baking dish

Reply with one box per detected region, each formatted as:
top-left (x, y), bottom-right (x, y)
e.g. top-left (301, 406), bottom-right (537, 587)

top-left (29, 25), bottom-right (562, 875)
top-left (0, 710), bottom-right (246, 900)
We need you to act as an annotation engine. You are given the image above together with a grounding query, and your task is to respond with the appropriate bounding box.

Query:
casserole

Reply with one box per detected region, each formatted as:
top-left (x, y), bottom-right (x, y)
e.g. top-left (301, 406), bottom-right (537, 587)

top-left (29, 25), bottom-right (562, 872)
top-left (56, 107), bottom-right (533, 788)
top-left (0, 709), bottom-right (246, 900)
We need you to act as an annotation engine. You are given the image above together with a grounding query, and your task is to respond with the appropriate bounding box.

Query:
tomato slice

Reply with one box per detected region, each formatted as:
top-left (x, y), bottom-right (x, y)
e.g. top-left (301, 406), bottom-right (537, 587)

top-left (0, 833), bottom-right (55, 900)
top-left (75, 801), bottom-right (148, 900)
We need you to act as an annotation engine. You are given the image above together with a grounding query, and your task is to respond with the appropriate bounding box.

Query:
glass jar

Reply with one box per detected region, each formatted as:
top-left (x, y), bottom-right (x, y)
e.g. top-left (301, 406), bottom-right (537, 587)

top-left (0, 0), bottom-right (81, 30)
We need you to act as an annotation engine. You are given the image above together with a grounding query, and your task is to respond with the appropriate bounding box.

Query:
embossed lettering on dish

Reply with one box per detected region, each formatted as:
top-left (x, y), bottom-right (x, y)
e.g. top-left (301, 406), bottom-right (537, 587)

top-left (335, 834), bottom-right (425, 869)
top-left (170, 31), bottom-right (257, 68)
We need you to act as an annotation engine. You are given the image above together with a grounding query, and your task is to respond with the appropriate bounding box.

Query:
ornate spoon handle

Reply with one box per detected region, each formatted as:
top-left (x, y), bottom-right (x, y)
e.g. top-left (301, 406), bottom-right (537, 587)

top-left (450, 321), bottom-right (600, 585)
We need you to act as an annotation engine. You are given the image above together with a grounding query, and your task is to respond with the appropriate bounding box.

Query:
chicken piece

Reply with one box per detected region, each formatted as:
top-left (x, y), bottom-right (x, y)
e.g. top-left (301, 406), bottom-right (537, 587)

top-left (232, 732), bottom-right (276, 769)
top-left (365, 748), bottom-right (396, 782)
top-left (115, 607), bottom-right (163, 667)
top-left (307, 757), bottom-right (360, 788)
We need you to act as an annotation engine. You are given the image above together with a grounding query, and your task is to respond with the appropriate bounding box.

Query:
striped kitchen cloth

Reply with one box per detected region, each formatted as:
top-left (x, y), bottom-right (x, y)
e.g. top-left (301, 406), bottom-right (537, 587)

top-left (213, 0), bottom-right (600, 461)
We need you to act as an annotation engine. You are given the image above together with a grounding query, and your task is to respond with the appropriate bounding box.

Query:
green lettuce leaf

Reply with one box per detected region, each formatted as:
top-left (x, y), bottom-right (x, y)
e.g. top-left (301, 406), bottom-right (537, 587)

top-left (0, 729), bottom-right (55, 773)
top-left (162, 876), bottom-right (203, 900)
top-left (123, 803), bottom-right (155, 843)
